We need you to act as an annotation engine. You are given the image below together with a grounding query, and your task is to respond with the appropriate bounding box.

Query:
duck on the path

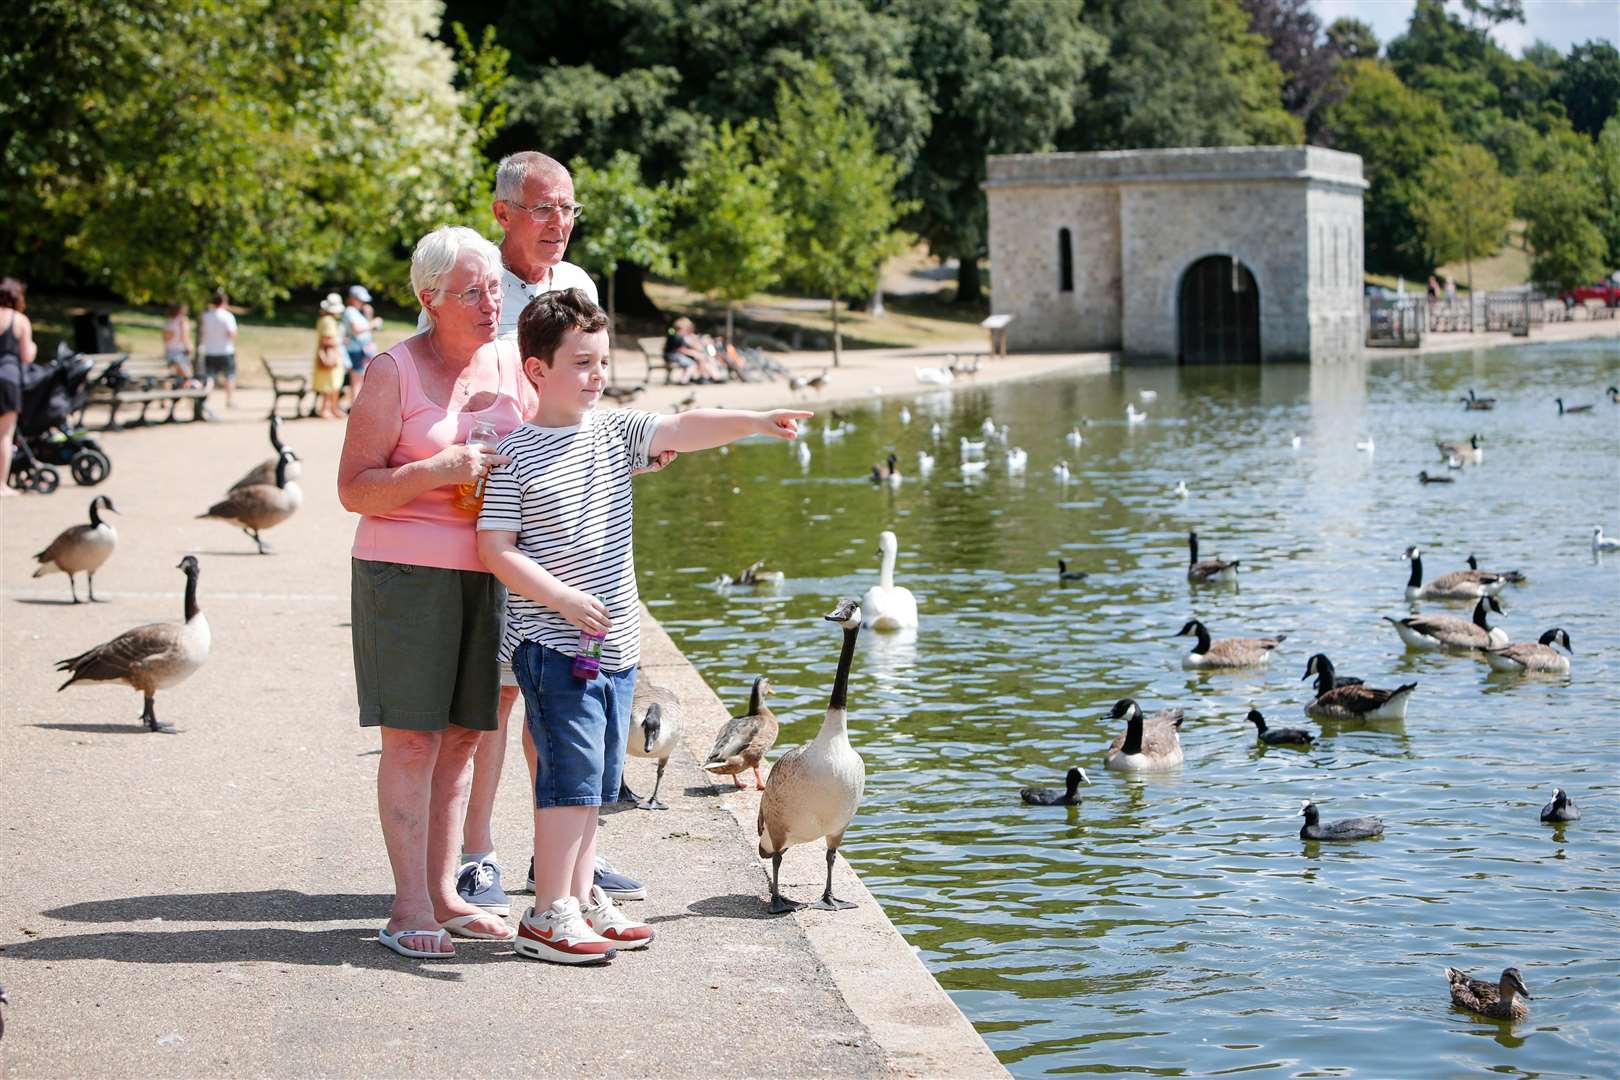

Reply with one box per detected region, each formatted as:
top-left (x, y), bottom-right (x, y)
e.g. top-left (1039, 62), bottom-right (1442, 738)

top-left (199, 449), bottom-right (301, 554)
top-left (1403, 545), bottom-right (1508, 601)
top-left (757, 600), bottom-right (867, 914)
top-left (1186, 531), bottom-right (1239, 584)
top-left (1485, 628), bottom-right (1572, 674)
top-left (862, 531), bottom-right (918, 630)
top-left (1299, 800), bottom-right (1383, 840)
top-left (231, 415), bottom-right (302, 491)
top-left (1021, 767), bottom-right (1091, 805)
top-left (1446, 967), bottom-right (1531, 1022)
top-left (1176, 618), bottom-right (1284, 669)
top-left (32, 494), bottom-right (118, 603)
top-left (1247, 709), bottom-right (1312, 746)
top-left (54, 556), bottom-right (209, 733)
top-left (623, 679), bottom-right (683, 809)
top-left (704, 676), bottom-right (778, 791)
top-left (1102, 698), bottom-right (1185, 771)
top-left (1539, 787), bottom-right (1580, 822)
top-left (1302, 654), bottom-right (1415, 721)
top-left (1384, 595), bottom-right (1509, 651)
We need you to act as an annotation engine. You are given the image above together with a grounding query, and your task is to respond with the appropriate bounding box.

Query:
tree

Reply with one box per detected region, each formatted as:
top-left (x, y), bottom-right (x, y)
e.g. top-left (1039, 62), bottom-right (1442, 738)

top-left (1324, 17), bottom-right (1379, 60)
top-left (1411, 144), bottom-right (1514, 293)
top-left (1556, 42), bottom-right (1620, 138)
top-left (670, 122), bottom-right (786, 345)
top-left (567, 151), bottom-right (672, 362)
top-left (1594, 116), bottom-right (1620, 268)
top-left (1240, 0), bottom-right (1344, 138)
top-left (1520, 132), bottom-right (1608, 293)
top-left (763, 67), bottom-right (912, 366)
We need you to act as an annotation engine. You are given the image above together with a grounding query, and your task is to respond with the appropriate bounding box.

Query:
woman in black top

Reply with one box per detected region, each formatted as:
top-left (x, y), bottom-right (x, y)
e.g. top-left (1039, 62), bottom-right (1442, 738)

top-left (0, 277), bottom-right (38, 498)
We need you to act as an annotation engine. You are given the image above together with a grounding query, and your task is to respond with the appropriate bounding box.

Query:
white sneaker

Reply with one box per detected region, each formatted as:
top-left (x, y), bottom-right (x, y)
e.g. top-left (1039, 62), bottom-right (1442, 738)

top-left (582, 884), bottom-right (656, 950)
top-left (514, 896), bottom-right (617, 965)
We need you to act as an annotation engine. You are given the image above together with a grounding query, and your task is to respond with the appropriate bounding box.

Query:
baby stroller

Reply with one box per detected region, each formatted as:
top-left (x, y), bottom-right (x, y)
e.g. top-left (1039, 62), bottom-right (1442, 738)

top-left (6, 350), bottom-right (111, 494)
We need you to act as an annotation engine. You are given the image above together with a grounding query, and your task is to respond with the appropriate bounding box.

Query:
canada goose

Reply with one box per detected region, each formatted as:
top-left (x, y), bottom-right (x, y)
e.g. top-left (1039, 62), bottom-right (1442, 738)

top-left (1005, 447), bottom-right (1028, 473)
top-left (32, 494), bottom-right (118, 603)
top-left (862, 531), bottom-right (918, 630)
top-left (727, 560), bottom-right (785, 587)
top-left (231, 415), bottom-right (303, 491)
top-left (1301, 653), bottom-right (1364, 698)
top-left (1021, 767), bottom-right (1091, 805)
top-left (1384, 596), bottom-right (1509, 651)
top-left (947, 354), bottom-right (981, 377)
top-left (959, 436), bottom-right (986, 454)
top-left (1555, 397), bottom-right (1592, 414)
top-left (1057, 559), bottom-right (1088, 582)
top-left (1052, 461), bottom-right (1072, 483)
top-left (870, 452), bottom-right (901, 486)
top-left (1247, 709), bottom-right (1312, 746)
top-left (1539, 787), bottom-right (1580, 822)
top-left (673, 392), bottom-right (697, 413)
top-left (915, 366), bottom-right (953, 385)
top-left (1176, 619), bottom-right (1284, 669)
top-left (916, 450), bottom-right (935, 473)
top-left (1465, 554), bottom-right (1524, 584)
top-left (1301, 654), bottom-right (1415, 721)
top-left (1418, 471), bottom-right (1454, 484)
top-left (1437, 434), bottom-right (1483, 463)
top-left (806, 371), bottom-right (828, 393)
top-left (898, 406), bottom-right (911, 425)
top-left (1592, 527), bottom-right (1620, 552)
top-left (1102, 698), bottom-right (1185, 771)
top-left (623, 680), bottom-right (682, 809)
top-left (1125, 404), bottom-right (1147, 424)
top-left (1485, 628), bottom-right (1571, 674)
top-left (199, 449), bottom-right (301, 554)
top-left (1186, 530), bottom-right (1239, 583)
top-left (1609, 386), bottom-right (1619, 403)
top-left (1299, 800), bottom-right (1383, 840)
top-left (1066, 428), bottom-right (1084, 447)
top-left (601, 384), bottom-right (645, 403)
top-left (1403, 545), bottom-right (1508, 600)
top-left (55, 556), bottom-right (209, 733)
top-left (757, 600), bottom-right (866, 913)
top-left (1446, 967), bottom-right (1531, 1022)
top-left (704, 676), bottom-right (777, 790)
top-left (1460, 389), bottom-right (1496, 410)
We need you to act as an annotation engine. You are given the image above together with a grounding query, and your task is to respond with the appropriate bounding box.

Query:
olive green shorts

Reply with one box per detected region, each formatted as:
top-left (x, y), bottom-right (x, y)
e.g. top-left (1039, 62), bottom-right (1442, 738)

top-left (350, 558), bottom-right (505, 732)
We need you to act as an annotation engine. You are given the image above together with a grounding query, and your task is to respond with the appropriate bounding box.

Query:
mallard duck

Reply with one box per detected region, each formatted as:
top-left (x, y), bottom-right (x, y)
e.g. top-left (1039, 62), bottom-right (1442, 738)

top-left (231, 415), bottom-right (303, 491)
top-left (1302, 654), bottom-right (1415, 721)
top-left (32, 494), bottom-right (118, 603)
top-left (1592, 527), bottom-right (1620, 553)
top-left (1102, 698), bottom-right (1185, 771)
top-left (1417, 470), bottom-right (1454, 484)
top-left (862, 531), bottom-right (918, 629)
top-left (704, 676), bottom-right (778, 790)
top-left (1403, 545), bottom-right (1508, 601)
top-left (1186, 530), bottom-right (1239, 583)
top-left (1247, 709), bottom-right (1312, 745)
top-left (1437, 434), bottom-right (1484, 463)
top-left (623, 679), bottom-right (682, 809)
top-left (1176, 618), bottom-right (1283, 669)
top-left (1446, 967), bottom-right (1531, 1021)
top-left (1299, 800), bottom-right (1383, 840)
top-left (1460, 389), bottom-right (1496, 411)
top-left (1485, 628), bottom-right (1571, 674)
top-left (1540, 787), bottom-right (1580, 822)
top-left (1384, 595), bottom-right (1509, 651)
top-left (1057, 559), bottom-right (1088, 582)
top-left (55, 556), bottom-right (210, 733)
top-left (199, 449), bottom-right (301, 554)
top-left (1555, 397), bottom-right (1593, 414)
top-left (1465, 554), bottom-right (1524, 584)
top-left (1021, 767), bottom-right (1091, 805)
top-left (757, 600), bottom-right (866, 914)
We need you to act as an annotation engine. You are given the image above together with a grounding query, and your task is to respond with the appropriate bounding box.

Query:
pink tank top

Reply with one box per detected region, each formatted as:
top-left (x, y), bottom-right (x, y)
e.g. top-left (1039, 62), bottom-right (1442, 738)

top-left (351, 335), bottom-right (529, 572)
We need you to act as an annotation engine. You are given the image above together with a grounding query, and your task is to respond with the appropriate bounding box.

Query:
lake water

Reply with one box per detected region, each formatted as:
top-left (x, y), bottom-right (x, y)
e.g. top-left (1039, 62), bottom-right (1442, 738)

top-left (633, 340), bottom-right (1620, 1078)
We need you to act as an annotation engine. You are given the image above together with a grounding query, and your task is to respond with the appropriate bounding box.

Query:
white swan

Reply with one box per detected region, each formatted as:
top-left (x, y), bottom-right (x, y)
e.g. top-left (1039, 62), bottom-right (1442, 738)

top-left (898, 407), bottom-right (911, 425)
top-left (915, 366), bottom-right (954, 385)
top-left (1126, 404), bottom-right (1147, 424)
top-left (1066, 428), bottom-right (1084, 448)
top-left (1006, 447), bottom-right (1028, 473)
top-left (981, 417), bottom-right (997, 437)
top-left (930, 422), bottom-right (943, 440)
top-left (1173, 480), bottom-right (1189, 498)
top-left (1052, 461), bottom-right (1072, 483)
top-left (959, 437), bottom-right (986, 454)
top-left (960, 459), bottom-right (988, 476)
top-left (916, 450), bottom-right (935, 473)
top-left (862, 531), bottom-right (919, 630)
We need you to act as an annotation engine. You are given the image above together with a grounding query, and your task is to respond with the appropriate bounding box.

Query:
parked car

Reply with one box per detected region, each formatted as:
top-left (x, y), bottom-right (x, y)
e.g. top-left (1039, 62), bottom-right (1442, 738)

top-left (1560, 279), bottom-right (1620, 307)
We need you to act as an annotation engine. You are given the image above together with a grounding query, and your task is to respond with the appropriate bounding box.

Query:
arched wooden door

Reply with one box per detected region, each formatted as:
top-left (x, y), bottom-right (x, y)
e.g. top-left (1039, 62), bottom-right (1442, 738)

top-left (1178, 255), bottom-right (1260, 364)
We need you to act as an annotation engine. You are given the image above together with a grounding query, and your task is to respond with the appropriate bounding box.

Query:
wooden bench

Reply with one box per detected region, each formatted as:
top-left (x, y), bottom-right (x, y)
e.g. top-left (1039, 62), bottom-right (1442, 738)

top-left (262, 354), bottom-right (317, 419)
top-left (636, 336), bottom-right (679, 384)
top-left (78, 354), bottom-right (212, 431)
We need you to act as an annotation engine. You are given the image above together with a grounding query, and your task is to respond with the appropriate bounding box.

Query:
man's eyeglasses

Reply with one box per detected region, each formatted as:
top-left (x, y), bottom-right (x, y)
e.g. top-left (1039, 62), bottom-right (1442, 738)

top-left (505, 199), bottom-right (585, 223)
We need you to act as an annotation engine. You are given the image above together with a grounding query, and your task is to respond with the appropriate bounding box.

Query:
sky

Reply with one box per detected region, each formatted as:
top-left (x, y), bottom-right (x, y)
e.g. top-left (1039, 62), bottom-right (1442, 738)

top-left (1310, 0), bottom-right (1619, 57)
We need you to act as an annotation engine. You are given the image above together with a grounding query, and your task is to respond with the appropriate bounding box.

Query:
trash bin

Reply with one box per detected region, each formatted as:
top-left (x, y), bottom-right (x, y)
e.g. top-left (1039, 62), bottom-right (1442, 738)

top-left (73, 311), bottom-right (117, 354)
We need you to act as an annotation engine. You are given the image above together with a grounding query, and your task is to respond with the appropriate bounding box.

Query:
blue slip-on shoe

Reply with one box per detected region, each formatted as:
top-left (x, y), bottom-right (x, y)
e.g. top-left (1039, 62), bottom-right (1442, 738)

top-left (525, 855), bottom-right (647, 901)
top-left (455, 858), bottom-right (511, 917)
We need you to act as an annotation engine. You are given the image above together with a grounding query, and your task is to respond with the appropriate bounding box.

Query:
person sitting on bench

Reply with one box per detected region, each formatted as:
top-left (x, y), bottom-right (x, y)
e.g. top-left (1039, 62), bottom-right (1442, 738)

top-left (663, 318), bottom-right (726, 384)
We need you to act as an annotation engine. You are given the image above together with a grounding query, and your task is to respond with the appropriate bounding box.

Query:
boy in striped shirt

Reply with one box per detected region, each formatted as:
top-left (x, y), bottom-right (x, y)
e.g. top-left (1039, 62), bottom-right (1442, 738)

top-left (477, 288), bottom-right (809, 964)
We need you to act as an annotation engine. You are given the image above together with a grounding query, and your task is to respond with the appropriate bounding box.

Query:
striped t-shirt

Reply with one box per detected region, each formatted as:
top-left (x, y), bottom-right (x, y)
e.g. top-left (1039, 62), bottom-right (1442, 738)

top-left (478, 408), bottom-right (660, 671)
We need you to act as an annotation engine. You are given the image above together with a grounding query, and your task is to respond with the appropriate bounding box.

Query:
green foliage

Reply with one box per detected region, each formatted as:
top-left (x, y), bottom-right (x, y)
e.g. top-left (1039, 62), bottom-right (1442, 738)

top-left (1411, 144), bottom-right (1514, 289)
top-left (1519, 131), bottom-right (1608, 292)
top-left (569, 151), bottom-right (672, 282)
top-left (1594, 117), bottom-right (1620, 267)
top-left (1556, 42), bottom-right (1620, 138)
top-left (1324, 17), bottom-right (1378, 60)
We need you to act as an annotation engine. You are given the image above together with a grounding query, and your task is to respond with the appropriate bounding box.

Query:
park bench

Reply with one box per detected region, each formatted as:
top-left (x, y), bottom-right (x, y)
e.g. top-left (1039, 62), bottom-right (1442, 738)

top-left (78, 353), bottom-right (212, 431)
top-left (636, 335), bottom-right (679, 384)
top-left (262, 354), bottom-right (317, 419)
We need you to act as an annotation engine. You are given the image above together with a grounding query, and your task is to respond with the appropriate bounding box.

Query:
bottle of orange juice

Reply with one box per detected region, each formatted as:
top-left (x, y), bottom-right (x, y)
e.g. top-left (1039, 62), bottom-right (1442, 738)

top-left (452, 420), bottom-right (500, 515)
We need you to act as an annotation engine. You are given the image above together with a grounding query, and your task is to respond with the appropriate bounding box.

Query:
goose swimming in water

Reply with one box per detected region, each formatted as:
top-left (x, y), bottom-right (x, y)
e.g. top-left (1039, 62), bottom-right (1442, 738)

top-left (1299, 800), bottom-right (1383, 840)
top-left (1485, 628), bottom-right (1571, 674)
top-left (1417, 470), bottom-right (1454, 484)
top-left (1176, 619), bottom-right (1284, 669)
top-left (1465, 554), bottom-right (1524, 583)
top-left (1539, 787), bottom-right (1580, 822)
top-left (32, 494), bottom-right (118, 603)
top-left (1102, 698), bottom-right (1185, 771)
top-left (1461, 389), bottom-right (1496, 411)
top-left (1057, 559), bottom-right (1088, 582)
top-left (1302, 654), bottom-right (1415, 721)
top-left (1247, 709), bottom-right (1312, 746)
top-left (1403, 545), bottom-right (1509, 600)
top-left (1555, 397), bottom-right (1593, 414)
top-left (1436, 434), bottom-right (1483, 463)
top-left (1384, 596), bottom-right (1509, 651)
top-left (1301, 652), bottom-right (1363, 697)
top-left (757, 600), bottom-right (867, 913)
top-left (1020, 766), bottom-right (1091, 805)
top-left (722, 560), bottom-right (786, 587)
top-left (870, 452), bottom-right (901, 486)
top-left (704, 676), bottom-right (778, 790)
top-left (1186, 530), bottom-right (1239, 584)
top-left (862, 530), bottom-right (919, 630)
top-left (1446, 967), bottom-right (1531, 1022)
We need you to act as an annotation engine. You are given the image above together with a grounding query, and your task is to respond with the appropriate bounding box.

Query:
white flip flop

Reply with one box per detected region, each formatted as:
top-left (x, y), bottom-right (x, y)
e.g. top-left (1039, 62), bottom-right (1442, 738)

top-left (378, 927), bottom-right (455, 959)
top-left (440, 913), bottom-right (516, 941)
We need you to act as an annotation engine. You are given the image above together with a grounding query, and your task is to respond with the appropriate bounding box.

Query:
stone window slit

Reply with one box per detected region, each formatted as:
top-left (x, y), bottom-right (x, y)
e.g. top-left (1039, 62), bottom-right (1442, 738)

top-left (1058, 228), bottom-right (1074, 293)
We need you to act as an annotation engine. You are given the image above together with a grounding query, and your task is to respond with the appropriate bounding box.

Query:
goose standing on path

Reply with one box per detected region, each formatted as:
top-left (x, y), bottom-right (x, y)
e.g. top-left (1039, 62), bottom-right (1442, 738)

top-left (231, 415), bottom-right (302, 491)
top-left (1403, 545), bottom-right (1509, 600)
top-left (1436, 434), bottom-right (1483, 463)
top-left (1021, 767), bottom-right (1091, 806)
top-left (1485, 628), bottom-right (1572, 674)
top-left (1299, 800), bottom-right (1384, 840)
top-left (1465, 554), bottom-right (1524, 584)
top-left (1592, 527), bottom-right (1620, 552)
top-left (1176, 618), bottom-right (1284, 669)
top-left (1446, 967), bottom-right (1531, 1022)
top-left (862, 531), bottom-right (918, 630)
top-left (1247, 709), bottom-right (1313, 746)
top-left (1302, 654), bottom-right (1416, 721)
top-left (54, 556), bottom-right (210, 733)
top-left (623, 679), bottom-right (683, 809)
top-left (704, 676), bottom-right (778, 790)
top-left (1539, 787), bottom-right (1580, 822)
top-left (757, 600), bottom-right (867, 914)
top-left (1102, 698), bottom-right (1185, 771)
top-left (32, 495), bottom-right (118, 603)
top-left (1186, 531), bottom-right (1240, 584)
top-left (199, 449), bottom-right (302, 554)
top-left (1555, 397), bottom-right (1593, 415)
top-left (1384, 596), bottom-right (1510, 651)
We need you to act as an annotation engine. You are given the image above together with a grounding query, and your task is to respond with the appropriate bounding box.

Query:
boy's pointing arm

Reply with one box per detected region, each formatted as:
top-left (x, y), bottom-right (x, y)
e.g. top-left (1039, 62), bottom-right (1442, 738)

top-left (649, 409), bottom-right (813, 455)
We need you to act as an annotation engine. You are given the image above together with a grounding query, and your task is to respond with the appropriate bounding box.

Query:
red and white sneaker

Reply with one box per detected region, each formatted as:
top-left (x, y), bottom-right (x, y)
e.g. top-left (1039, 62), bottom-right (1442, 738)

top-left (514, 897), bottom-right (617, 965)
top-left (583, 884), bottom-right (656, 950)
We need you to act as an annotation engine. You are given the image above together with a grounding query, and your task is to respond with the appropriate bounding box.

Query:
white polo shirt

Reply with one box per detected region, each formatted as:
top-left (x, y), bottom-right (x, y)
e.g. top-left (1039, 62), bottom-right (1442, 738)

top-left (418, 260), bottom-right (599, 341)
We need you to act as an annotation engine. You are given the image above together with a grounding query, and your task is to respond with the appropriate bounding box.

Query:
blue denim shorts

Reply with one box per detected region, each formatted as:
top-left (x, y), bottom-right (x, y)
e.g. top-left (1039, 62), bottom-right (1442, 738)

top-left (512, 641), bottom-right (636, 809)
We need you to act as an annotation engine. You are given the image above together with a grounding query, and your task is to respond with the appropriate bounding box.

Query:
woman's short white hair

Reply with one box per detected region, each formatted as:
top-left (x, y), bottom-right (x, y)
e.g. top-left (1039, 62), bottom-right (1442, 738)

top-left (410, 226), bottom-right (502, 322)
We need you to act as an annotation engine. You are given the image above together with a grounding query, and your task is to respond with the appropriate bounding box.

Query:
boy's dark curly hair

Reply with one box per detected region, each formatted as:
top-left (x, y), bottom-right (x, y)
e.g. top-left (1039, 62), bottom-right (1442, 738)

top-left (517, 287), bottom-right (608, 368)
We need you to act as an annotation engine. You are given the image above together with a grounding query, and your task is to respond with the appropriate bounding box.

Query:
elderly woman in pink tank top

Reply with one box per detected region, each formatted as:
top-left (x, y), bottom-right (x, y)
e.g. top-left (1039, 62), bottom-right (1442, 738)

top-left (337, 226), bottom-right (531, 957)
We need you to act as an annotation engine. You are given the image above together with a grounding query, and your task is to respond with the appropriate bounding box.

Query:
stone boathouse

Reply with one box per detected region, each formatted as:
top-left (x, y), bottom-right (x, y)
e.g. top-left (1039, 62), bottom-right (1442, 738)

top-left (984, 146), bottom-right (1366, 362)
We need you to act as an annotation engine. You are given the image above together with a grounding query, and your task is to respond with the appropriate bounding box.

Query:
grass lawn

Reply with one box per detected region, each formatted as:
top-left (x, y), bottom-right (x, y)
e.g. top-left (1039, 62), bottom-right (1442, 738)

top-left (1365, 222), bottom-right (1534, 296)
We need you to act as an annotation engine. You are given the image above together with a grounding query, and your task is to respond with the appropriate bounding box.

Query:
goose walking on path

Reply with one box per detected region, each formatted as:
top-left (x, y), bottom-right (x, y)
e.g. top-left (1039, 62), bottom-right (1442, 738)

top-left (54, 556), bottom-right (210, 733)
top-left (862, 531), bottom-right (918, 630)
top-left (1485, 628), bottom-right (1572, 674)
top-left (1247, 709), bottom-right (1313, 746)
top-left (1021, 767), bottom-right (1091, 806)
top-left (231, 414), bottom-right (302, 491)
top-left (1302, 654), bottom-right (1415, 721)
top-left (1186, 531), bottom-right (1240, 584)
top-left (703, 676), bottom-right (778, 791)
top-left (1403, 545), bottom-right (1509, 601)
top-left (199, 449), bottom-right (302, 554)
top-left (1540, 787), bottom-right (1580, 822)
top-left (1446, 967), bottom-right (1531, 1022)
top-left (1176, 618), bottom-right (1284, 669)
top-left (32, 495), bottom-right (118, 603)
top-left (622, 680), bottom-right (683, 809)
top-left (1384, 596), bottom-right (1509, 651)
top-left (757, 601), bottom-right (867, 914)
top-left (1299, 800), bottom-right (1383, 840)
top-left (1102, 698), bottom-right (1185, 771)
